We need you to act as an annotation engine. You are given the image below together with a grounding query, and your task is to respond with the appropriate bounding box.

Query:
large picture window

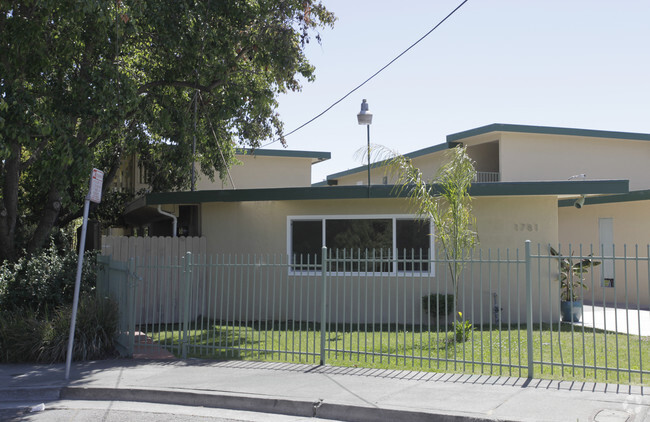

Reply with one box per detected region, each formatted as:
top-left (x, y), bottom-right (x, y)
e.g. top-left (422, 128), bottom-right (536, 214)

top-left (288, 215), bottom-right (433, 274)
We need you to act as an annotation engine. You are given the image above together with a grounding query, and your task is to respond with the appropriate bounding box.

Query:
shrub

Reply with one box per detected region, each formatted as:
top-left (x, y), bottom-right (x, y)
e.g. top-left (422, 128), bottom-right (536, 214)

top-left (0, 296), bottom-right (119, 363)
top-left (422, 294), bottom-right (455, 319)
top-left (0, 242), bottom-right (97, 314)
top-left (0, 309), bottom-right (51, 362)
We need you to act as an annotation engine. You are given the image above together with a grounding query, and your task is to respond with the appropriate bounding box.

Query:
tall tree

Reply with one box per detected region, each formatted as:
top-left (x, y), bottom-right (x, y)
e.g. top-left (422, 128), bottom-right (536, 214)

top-left (0, 1), bottom-right (335, 261)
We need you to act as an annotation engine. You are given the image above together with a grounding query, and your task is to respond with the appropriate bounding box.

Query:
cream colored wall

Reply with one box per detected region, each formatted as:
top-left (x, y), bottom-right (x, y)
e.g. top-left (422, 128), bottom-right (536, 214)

top-left (195, 155), bottom-right (313, 190)
top-left (201, 195), bottom-right (559, 323)
top-left (467, 196), bottom-right (559, 323)
top-left (124, 154), bottom-right (313, 193)
top-left (500, 133), bottom-right (650, 189)
top-left (558, 200), bottom-right (650, 308)
top-left (332, 150), bottom-right (449, 186)
top-left (467, 141), bottom-right (499, 173)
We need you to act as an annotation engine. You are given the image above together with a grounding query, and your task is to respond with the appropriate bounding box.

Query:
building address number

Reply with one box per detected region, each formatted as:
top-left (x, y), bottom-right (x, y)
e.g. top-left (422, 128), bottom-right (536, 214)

top-left (514, 223), bottom-right (538, 232)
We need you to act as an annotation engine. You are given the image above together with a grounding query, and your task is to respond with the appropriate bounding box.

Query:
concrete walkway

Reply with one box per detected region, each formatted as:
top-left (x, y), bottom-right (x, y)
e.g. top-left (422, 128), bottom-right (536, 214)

top-left (581, 305), bottom-right (650, 336)
top-left (1, 359), bottom-right (649, 422)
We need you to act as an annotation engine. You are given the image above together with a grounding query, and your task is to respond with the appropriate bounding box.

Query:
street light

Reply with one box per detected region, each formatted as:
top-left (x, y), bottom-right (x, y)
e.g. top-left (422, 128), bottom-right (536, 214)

top-left (357, 99), bottom-right (373, 196)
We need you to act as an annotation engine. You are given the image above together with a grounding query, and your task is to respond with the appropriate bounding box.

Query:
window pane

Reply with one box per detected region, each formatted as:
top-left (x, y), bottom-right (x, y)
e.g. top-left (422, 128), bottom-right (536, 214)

top-left (326, 219), bottom-right (392, 272)
top-left (396, 219), bottom-right (430, 271)
top-left (291, 220), bottom-right (322, 269)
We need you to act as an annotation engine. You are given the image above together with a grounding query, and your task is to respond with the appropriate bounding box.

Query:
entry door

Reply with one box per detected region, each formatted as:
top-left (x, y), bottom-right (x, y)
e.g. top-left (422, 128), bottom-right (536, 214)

top-left (599, 218), bottom-right (614, 287)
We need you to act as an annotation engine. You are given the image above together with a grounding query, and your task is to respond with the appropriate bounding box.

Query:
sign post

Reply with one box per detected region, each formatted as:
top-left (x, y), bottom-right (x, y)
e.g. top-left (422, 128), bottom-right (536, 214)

top-left (65, 169), bottom-right (103, 380)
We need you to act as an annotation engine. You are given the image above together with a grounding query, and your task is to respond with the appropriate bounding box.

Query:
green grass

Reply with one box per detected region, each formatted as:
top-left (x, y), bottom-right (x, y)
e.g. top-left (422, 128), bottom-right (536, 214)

top-left (142, 321), bottom-right (650, 386)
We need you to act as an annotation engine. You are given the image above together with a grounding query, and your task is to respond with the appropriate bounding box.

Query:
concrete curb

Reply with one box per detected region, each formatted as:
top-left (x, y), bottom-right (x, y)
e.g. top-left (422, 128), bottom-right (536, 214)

top-left (0, 387), bottom-right (61, 402)
top-left (60, 386), bottom-right (517, 422)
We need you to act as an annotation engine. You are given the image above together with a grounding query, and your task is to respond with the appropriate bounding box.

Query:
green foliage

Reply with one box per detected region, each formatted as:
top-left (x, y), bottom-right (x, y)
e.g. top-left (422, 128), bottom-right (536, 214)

top-left (550, 246), bottom-right (601, 302)
top-left (0, 242), bottom-right (97, 314)
top-left (0, 295), bottom-right (119, 363)
top-left (377, 145), bottom-right (478, 297)
top-left (422, 294), bottom-right (455, 318)
top-left (0, 1), bottom-right (336, 261)
top-left (452, 312), bottom-right (473, 343)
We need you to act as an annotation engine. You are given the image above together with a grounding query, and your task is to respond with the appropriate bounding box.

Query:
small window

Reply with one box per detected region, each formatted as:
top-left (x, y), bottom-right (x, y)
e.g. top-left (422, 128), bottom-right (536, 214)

top-left (602, 278), bottom-right (615, 288)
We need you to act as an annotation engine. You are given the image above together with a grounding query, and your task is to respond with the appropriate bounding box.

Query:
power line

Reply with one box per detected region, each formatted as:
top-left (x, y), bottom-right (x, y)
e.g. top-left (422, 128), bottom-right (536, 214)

top-left (261, 0), bottom-right (469, 148)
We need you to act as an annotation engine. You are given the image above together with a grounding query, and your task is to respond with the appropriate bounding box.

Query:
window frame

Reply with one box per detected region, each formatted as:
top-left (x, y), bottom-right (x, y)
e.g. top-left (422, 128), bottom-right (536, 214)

top-left (287, 214), bottom-right (435, 276)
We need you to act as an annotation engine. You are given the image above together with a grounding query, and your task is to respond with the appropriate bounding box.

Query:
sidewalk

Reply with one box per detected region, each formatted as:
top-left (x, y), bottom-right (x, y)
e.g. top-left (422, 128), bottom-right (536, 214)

top-left (1, 358), bottom-right (648, 422)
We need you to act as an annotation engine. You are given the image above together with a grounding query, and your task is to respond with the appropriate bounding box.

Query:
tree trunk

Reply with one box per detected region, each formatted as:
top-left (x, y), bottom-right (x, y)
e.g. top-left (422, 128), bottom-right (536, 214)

top-left (0, 142), bottom-right (21, 262)
top-left (27, 186), bottom-right (62, 253)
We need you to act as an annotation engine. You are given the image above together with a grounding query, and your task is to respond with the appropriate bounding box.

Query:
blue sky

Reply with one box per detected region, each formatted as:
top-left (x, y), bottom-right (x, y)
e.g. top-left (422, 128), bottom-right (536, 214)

top-left (269, 1), bottom-right (650, 183)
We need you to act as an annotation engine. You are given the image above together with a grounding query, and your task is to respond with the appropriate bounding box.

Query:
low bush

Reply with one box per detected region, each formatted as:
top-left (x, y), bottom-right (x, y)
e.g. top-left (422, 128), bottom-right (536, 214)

top-left (0, 296), bottom-right (119, 363)
top-left (0, 243), bottom-right (97, 314)
top-left (421, 294), bottom-right (455, 319)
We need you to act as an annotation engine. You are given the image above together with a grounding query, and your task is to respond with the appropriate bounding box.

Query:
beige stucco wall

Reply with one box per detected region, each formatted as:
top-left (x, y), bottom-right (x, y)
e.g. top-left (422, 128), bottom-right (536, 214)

top-left (200, 195), bottom-right (559, 323)
top-left (121, 154), bottom-right (314, 193)
top-left (500, 133), bottom-right (650, 190)
top-left (195, 155), bottom-right (313, 190)
top-left (559, 200), bottom-right (650, 308)
top-left (331, 140), bottom-right (499, 187)
top-left (332, 149), bottom-right (451, 186)
top-left (467, 141), bottom-right (499, 173)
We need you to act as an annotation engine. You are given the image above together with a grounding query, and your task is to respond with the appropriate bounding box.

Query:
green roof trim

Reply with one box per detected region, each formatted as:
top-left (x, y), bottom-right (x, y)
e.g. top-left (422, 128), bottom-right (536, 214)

top-left (136, 180), bottom-right (628, 207)
top-left (235, 148), bottom-right (331, 162)
top-left (325, 142), bottom-right (450, 181)
top-left (558, 189), bottom-right (650, 208)
top-left (447, 123), bottom-right (650, 143)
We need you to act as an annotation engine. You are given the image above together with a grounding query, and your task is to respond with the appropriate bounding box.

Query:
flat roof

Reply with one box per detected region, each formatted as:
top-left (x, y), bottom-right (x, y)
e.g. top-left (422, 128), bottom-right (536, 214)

top-left (323, 124), bottom-right (650, 182)
top-left (126, 180), bottom-right (629, 213)
top-left (235, 148), bottom-right (331, 163)
top-left (447, 123), bottom-right (650, 143)
top-left (558, 189), bottom-right (650, 207)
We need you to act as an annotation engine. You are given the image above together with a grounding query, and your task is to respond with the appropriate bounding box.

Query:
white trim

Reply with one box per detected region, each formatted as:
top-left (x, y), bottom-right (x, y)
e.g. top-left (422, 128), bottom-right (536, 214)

top-left (286, 214), bottom-right (435, 277)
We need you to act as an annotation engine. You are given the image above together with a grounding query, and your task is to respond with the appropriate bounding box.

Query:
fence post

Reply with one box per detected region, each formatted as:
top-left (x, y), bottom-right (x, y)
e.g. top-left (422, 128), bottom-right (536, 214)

top-left (525, 240), bottom-right (534, 379)
top-left (182, 251), bottom-right (192, 359)
top-left (127, 257), bottom-right (136, 357)
top-left (320, 246), bottom-right (327, 365)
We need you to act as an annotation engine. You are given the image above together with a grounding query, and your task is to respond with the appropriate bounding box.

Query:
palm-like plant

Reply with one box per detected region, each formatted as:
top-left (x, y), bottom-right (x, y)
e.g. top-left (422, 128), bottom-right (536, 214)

top-left (369, 145), bottom-right (478, 299)
top-left (550, 246), bottom-right (601, 302)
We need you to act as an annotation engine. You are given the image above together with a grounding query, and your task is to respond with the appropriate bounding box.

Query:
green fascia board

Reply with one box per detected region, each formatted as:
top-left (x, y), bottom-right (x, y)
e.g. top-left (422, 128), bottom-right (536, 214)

top-left (311, 180), bottom-right (329, 187)
top-left (558, 188), bottom-right (650, 207)
top-left (447, 123), bottom-right (650, 143)
top-left (235, 148), bottom-right (331, 162)
top-left (472, 180), bottom-right (628, 196)
top-left (141, 179), bottom-right (628, 206)
top-left (325, 142), bottom-right (450, 181)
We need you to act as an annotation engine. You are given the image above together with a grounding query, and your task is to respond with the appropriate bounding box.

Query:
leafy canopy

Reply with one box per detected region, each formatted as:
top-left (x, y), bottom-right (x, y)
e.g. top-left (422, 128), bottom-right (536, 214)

top-left (0, 1), bottom-right (335, 261)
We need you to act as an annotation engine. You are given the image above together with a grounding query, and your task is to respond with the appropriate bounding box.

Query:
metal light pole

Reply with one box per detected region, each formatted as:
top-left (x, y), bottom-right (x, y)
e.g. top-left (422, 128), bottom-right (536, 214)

top-left (357, 99), bottom-right (373, 197)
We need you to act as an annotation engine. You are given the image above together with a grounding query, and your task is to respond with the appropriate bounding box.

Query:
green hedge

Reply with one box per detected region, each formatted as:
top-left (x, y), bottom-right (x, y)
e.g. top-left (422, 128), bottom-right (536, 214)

top-left (421, 294), bottom-right (455, 319)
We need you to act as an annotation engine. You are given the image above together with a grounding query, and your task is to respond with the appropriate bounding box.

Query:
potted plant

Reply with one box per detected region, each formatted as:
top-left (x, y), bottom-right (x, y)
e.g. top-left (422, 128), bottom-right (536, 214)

top-left (550, 246), bottom-right (601, 322)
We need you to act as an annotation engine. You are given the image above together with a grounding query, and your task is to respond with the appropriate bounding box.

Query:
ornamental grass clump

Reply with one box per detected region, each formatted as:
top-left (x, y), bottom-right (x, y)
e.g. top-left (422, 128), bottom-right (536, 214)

top-left (0, 296), bottom-right (119, 363)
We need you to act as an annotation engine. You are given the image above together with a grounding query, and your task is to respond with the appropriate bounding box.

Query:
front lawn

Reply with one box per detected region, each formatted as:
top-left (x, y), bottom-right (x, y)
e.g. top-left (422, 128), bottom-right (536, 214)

top-left (141, 322), bottom-right (650, 385)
